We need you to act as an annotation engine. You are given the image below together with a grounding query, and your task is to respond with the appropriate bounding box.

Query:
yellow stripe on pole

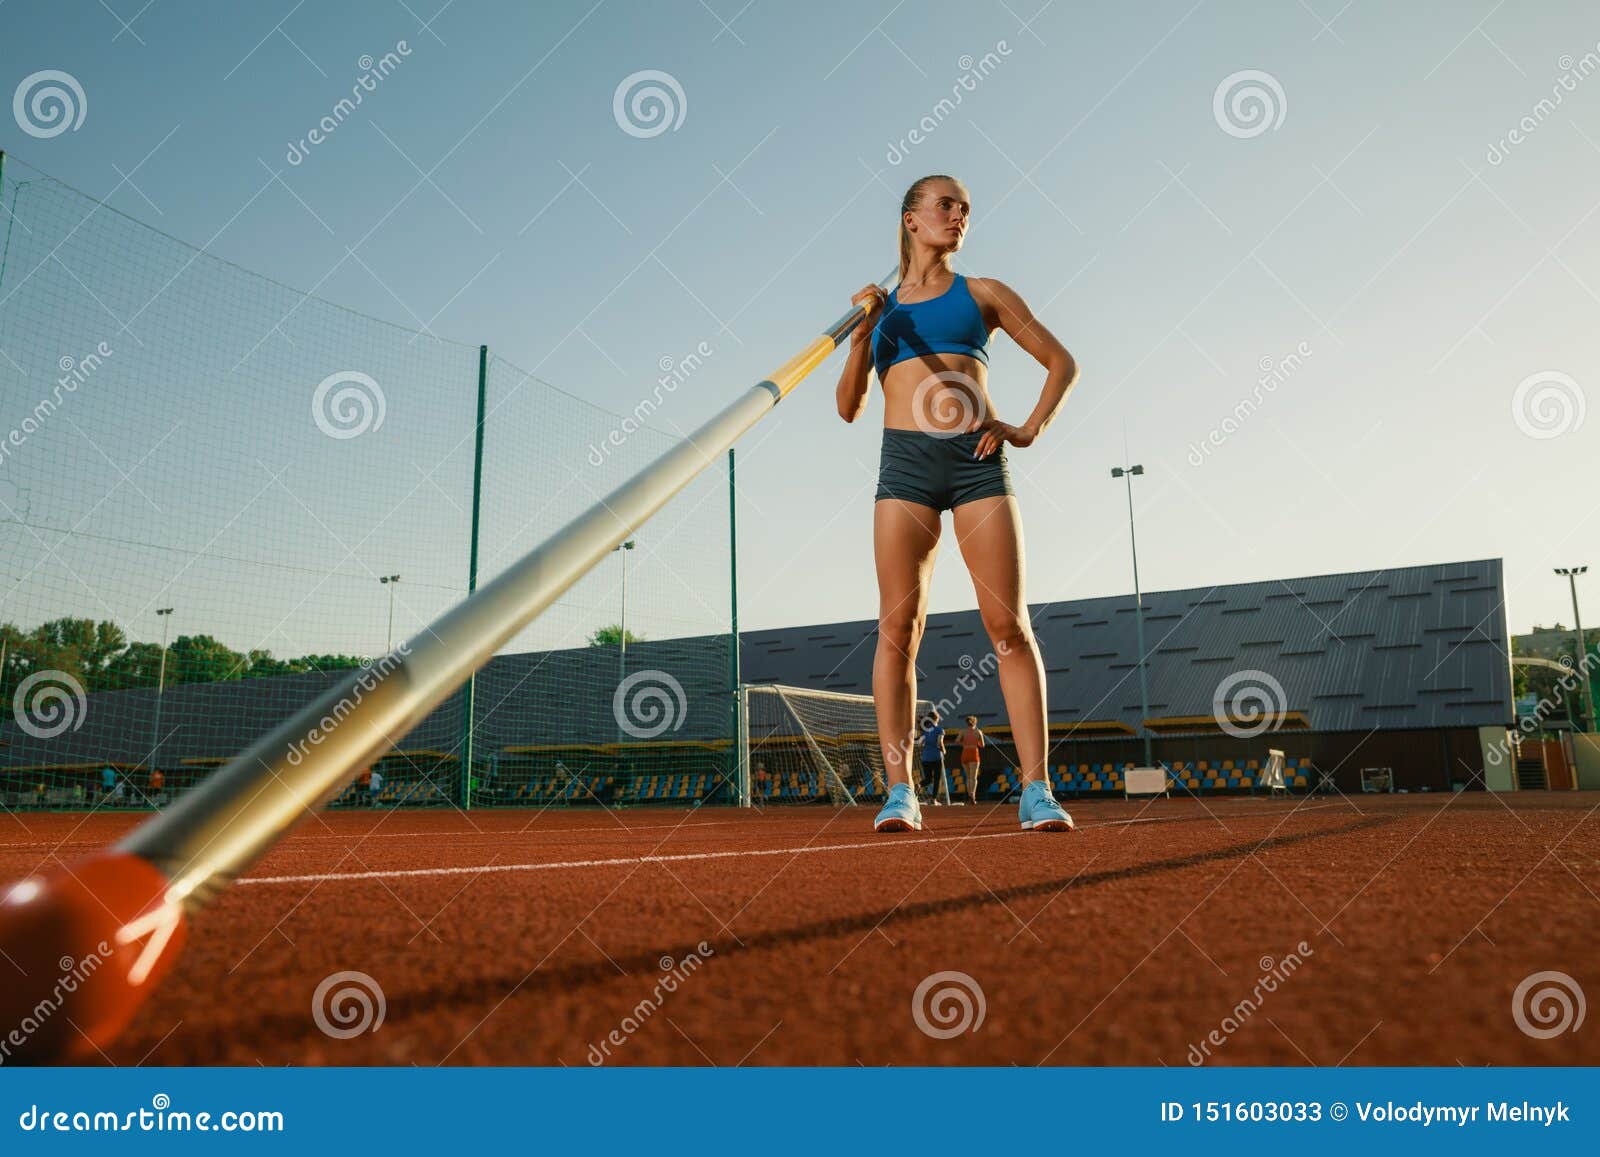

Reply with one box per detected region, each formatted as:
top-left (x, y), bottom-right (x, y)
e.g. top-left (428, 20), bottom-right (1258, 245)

top-left (769, 334), bottom-right (844, 400)
top-left (0, 263), bottom-right (905, 1063)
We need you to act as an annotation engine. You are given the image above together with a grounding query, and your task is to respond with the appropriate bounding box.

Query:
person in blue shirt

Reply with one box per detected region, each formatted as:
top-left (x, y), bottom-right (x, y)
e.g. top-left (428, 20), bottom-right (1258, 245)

top-left (919, 712), bottom-right (947, 806)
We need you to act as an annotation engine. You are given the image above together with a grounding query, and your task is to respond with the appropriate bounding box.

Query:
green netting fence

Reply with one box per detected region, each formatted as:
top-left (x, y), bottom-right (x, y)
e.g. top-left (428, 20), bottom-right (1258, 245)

top-left (0, 152), bottom-right (738, 812)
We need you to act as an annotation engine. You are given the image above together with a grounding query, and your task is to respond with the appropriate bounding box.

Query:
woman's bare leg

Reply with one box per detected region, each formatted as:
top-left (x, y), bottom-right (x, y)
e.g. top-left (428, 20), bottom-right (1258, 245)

top-left (873, 499), bottom-right (941, 787)
top-left (951, 496), bottom-right (1048, 786)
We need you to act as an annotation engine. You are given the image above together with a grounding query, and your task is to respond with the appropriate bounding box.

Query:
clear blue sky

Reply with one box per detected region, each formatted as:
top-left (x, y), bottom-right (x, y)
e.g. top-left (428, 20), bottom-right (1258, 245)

top-left (2, 0), bottom-right (1597, 659)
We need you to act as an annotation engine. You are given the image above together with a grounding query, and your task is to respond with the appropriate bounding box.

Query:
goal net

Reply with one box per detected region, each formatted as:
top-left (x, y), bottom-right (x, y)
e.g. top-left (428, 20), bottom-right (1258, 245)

top-left (744, 685), bottom-right (930, 806)
top-left (0, 157), bottom-right (733, 815)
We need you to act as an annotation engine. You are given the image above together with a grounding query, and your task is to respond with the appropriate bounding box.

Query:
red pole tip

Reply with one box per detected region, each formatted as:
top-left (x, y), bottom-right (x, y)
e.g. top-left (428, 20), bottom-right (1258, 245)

top-left (0, 851), bottom-right (187, 1064)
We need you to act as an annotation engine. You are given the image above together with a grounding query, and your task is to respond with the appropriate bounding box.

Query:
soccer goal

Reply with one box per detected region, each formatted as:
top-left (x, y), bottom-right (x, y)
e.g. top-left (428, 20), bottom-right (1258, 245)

top-left (742, 685), bottom-right (930, 807)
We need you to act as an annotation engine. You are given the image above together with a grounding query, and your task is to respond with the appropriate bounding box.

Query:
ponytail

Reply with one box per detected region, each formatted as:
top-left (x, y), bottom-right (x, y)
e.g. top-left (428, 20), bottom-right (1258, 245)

top-left (897, 174), bottom-right (959, 281)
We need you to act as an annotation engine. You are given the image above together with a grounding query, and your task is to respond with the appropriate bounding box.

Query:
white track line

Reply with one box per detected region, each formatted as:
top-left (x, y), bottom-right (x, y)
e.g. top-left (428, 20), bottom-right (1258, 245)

top-left (237, 804), bottom-right (1345, 888)
top-left (275, 818), bottom-right (746, 843)
top-left (0, 818), bottom-right (746, 852)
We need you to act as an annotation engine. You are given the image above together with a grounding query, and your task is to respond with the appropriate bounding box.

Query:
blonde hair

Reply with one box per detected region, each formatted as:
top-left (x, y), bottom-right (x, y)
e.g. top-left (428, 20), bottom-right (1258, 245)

top-left (897, 174), bottom-right (964, 281)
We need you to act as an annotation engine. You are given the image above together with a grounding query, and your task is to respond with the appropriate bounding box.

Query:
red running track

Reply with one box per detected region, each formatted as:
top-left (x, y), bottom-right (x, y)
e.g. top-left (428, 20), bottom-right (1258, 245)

top-left (1, 792), bottom-right (1597, 1066)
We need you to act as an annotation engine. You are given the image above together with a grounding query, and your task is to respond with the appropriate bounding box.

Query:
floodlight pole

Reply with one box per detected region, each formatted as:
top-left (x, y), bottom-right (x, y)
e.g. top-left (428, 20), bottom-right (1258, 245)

top-left (1556, 566), bottom-right (1593, 733)
top-left (1112, 465), bottom-right (1153, 767)
top-left (148, 608), bottom-right (175, 772)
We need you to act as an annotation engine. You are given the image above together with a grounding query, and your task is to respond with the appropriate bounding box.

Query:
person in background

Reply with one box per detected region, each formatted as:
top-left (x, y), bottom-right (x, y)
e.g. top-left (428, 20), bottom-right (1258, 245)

top-left (753, 762), bottom-right (771, 803)
top-left (356, 765), bottom-right (373, 806)
top-left (919, 711), bottom-right (947, 806)
top-left (959, 714), bottom-right (986, 805)
top-left (369, 767), bottom-right (384, 806)
top-left (34, 782), bottom-right (46, 808)
top-left (100, 764), bottom-right (116, 802)
top-left (149, 767), bottom-right (165, 807)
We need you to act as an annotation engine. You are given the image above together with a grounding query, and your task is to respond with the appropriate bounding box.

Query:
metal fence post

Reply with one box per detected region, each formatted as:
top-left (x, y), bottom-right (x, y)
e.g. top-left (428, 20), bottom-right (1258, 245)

top-left (460, 344), bottom-right (488, 807)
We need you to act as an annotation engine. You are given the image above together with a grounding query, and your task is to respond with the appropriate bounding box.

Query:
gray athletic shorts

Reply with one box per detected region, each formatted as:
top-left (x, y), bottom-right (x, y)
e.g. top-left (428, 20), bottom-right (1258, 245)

top-left (875, 428), bottom-right (1014, 512)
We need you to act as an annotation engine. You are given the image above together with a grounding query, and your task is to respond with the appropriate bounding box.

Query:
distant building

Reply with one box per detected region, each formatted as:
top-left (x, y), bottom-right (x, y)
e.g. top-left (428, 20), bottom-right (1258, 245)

top-left (0, 558), bottom-right (1519, 796)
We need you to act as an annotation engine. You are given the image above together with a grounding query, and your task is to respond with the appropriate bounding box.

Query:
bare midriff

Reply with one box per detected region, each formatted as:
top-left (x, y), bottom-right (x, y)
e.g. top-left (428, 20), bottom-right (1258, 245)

top-left (880, 352), bottom-right (994, 434)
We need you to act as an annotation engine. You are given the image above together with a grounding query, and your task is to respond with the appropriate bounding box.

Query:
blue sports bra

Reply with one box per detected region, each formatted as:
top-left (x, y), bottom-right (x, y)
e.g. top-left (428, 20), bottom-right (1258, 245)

top-left (871, 273), bottom-right (991, 380)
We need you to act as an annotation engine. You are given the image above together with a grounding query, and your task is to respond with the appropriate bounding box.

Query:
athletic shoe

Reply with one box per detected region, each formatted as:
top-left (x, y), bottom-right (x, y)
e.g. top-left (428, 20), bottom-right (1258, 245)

top-left (1019, 779), bottom-right (1075, 832)
top-left (874, 783), bottom-right (923, 832)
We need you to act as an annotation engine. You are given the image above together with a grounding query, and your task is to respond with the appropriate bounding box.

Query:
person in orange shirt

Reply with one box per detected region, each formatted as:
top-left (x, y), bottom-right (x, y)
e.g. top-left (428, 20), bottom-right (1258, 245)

top-left (149, 768), bottom-right (165, 807)
top-left (959, 715), bottom-right (985, 805)
top-left (356, 766), bottom-right (373, 806)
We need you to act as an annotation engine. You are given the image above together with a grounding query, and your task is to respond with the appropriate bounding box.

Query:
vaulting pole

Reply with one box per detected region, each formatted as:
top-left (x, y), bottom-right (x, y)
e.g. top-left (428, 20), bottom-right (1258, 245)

top-left (0, 269), bottom-right (898, 1061)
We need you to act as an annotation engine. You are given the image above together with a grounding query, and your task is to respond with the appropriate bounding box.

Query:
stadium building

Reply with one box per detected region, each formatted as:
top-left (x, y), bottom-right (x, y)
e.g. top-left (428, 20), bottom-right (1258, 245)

top-left (741, 557), bottom-right (1517, 796)
top-left (0, 558), bottom-right (1531, 805)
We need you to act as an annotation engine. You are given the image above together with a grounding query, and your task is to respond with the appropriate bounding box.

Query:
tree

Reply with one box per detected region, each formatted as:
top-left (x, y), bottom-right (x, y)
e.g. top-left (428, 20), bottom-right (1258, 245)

top-left (0, 621), bottom-right (25, 703)
top-left (102, 641), bottom-right (165, 690)
top-left (284, 653), bottom-right (370, 674)
top-left (1511, 635), bottom-right (1581, 730)
top-left (0, 613), bottom-right (378, 698)
top-left (588, 623), bottom-right (644, 647)
top-left (165, 634), bottom-right (248, 685)
top-left (30, 617), bottom-right (127, 684)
